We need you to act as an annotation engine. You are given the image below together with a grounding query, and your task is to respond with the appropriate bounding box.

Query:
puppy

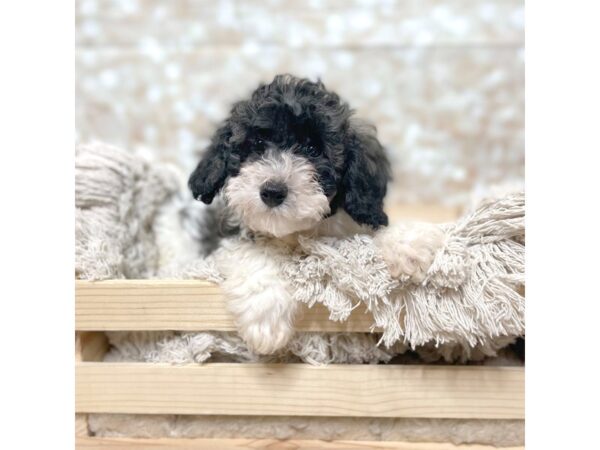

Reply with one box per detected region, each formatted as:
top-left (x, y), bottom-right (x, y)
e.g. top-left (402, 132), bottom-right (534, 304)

top-left (188, 74), bottom-right (440, 353)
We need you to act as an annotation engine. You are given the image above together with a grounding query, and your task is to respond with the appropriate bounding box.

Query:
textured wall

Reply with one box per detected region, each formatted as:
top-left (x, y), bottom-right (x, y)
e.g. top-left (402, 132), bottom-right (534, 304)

top-left (76, 0), bottom-right (524, 205)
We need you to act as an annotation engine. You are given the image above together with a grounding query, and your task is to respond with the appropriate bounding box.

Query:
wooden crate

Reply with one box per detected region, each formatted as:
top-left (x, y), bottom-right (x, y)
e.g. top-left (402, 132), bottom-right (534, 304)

top-left (75, 280), bottom-right (524, 449)
top-left (74, 205), bottom-right (524, 449)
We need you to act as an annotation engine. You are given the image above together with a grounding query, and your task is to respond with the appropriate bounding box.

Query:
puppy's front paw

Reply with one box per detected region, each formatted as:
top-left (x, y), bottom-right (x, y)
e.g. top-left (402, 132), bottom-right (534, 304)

top-left (238, 320), bottom-right (295, 355)
top-left (374, 223), bottom-right (445, 283)
top-left (226, 283), bottom-right (298, 355)
top-left (216, 238), bottom-right (299, 355)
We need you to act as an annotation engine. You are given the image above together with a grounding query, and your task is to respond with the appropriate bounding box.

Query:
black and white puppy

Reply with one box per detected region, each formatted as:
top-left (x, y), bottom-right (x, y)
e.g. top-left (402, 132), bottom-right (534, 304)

top-left (189, 74), bottom-right (391, 237)
top-left (188, 74), bottom-right (436, 354)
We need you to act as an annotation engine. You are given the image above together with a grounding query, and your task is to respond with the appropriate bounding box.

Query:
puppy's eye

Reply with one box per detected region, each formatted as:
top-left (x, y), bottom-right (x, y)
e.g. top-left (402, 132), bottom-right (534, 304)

top-left (306, 143), bottom-right (320, 157)
top-left (254, 138), bottom-right (266, 151)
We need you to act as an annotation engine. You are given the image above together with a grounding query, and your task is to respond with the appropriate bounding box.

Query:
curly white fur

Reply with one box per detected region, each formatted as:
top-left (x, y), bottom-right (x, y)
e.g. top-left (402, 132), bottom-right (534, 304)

top-left (213, 238), bottom-right (299, 354)
top-left (373, 222), bottom-right (446, 283)
top-left (224, 148), bottom-right (330, 238)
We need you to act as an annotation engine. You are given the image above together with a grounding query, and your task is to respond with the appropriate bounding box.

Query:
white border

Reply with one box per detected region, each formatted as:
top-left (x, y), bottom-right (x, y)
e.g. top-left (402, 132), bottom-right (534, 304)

top-left (0, 2), bottom-right (74, 448)
top-left (3, 1), bottom-right (600, 447)
top-left (527, 1), bottom-right (600, 448)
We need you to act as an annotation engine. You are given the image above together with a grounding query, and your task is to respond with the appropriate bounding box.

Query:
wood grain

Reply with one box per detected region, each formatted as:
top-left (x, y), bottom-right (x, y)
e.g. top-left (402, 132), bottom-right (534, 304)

top-left (75, 414), bottom-right (89, 437)
top-left (76, 436), bottom-right (524, 450)
top-left (75, 280), bottom-right (376, 332)
top-left (77, 332), bottom-right (110, 361)
top-left (75, 363), bottom-right (524, 419)
top-left (386, 204), bottom-right (461, 224)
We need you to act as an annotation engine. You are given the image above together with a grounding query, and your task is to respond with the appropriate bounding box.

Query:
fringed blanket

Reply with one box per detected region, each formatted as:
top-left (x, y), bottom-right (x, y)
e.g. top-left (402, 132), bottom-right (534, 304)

top-left (76, 142), bottom-right (524, 363)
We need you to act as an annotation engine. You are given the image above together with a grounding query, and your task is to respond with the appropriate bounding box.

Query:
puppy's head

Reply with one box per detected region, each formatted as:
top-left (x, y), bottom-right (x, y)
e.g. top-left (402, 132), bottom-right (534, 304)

top-left (189, 74), bottom-right (391, 237)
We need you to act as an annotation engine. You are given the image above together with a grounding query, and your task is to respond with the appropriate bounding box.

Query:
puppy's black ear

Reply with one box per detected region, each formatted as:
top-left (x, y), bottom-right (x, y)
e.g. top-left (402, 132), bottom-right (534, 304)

top-left (188, 124), bottom-right (235, 204)
top-left (341, 121), bottom-right (391, 229)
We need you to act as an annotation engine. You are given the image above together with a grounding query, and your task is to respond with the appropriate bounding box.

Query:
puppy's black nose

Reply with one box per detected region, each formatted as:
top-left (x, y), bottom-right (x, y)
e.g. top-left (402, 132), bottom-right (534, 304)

top-left (260, 181), bottom-right (288, 207)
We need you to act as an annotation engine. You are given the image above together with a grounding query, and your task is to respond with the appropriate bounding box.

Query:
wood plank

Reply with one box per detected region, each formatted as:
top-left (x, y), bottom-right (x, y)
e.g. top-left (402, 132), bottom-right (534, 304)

top-left (75, 332), bottom-right (83, 362)
top-left (75, 363), bottom-right (524, 419)
top-left (76, 280), bottom-right (375, 332)
top-left (77, 332), bottom-right (110, 362)
top-left (387, 204), bottom-right (461, 224)
top-left (76, 436), bottom-right (524, 450)
top-left (75, 414), bottom-right (89, 437)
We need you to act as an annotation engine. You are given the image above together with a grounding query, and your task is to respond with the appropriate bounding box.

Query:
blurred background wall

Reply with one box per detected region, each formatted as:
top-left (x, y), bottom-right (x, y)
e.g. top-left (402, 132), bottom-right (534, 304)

top-left (76, 0), bottom-right (524, 206)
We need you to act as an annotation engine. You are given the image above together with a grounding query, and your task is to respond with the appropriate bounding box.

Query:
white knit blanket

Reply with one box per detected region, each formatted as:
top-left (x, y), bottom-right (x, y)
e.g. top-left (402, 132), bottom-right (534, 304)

top-left (76, 142), bottom-right (524, 363)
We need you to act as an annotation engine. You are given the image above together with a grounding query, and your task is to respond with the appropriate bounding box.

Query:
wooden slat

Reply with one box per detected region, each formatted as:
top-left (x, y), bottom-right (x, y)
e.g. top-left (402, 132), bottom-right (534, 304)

top-left (76, 280), bottom-right (375, 332)
top-left (76, 363), bottom-right (524, 419)
top-left (387, 204), bottom-right (461, 224)
top-left (75, 332), bottom-right (83, 362)
top-left (75, 414), bottom-right (89, 437)
top-left (76, 436), bottom-right (524, 450)
top-left (77, 332), bottom-right (110, 361)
